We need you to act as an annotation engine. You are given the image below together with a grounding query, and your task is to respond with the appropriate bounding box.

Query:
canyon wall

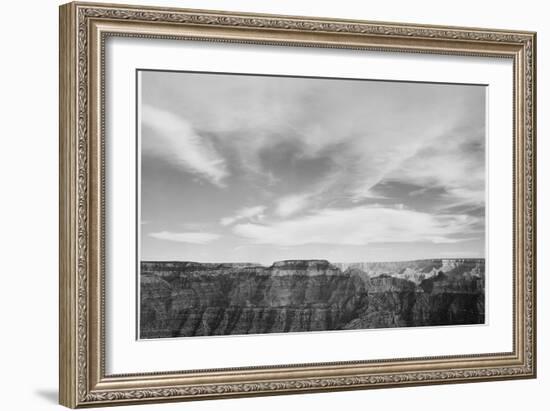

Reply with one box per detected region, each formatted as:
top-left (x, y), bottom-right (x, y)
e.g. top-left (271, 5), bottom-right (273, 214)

top-left (140, 259), bottom-right (485, 339)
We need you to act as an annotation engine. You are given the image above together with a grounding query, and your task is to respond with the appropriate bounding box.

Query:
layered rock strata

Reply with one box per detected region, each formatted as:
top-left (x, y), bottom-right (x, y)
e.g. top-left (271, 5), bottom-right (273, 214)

top-left (140, 259), bottom-right (485, 339)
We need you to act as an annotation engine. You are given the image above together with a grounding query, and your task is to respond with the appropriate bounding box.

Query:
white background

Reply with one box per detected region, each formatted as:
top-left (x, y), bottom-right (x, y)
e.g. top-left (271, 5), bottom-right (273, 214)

top-left (0, 0), bottom-right (546, 410)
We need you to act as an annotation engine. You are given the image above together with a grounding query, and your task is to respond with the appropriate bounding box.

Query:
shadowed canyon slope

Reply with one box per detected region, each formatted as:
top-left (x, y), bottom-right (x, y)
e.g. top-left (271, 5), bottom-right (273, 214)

top-left (140, 259), bottom-right (485, 339)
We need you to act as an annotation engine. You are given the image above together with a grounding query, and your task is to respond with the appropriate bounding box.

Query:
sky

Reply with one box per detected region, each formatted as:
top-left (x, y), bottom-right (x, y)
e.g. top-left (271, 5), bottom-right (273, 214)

top-left (139, 70), bottom-right (486, 265)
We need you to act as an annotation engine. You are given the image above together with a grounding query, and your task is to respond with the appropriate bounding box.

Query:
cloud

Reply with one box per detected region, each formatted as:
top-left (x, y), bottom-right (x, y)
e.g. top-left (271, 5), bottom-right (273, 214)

top-left (382, 127), bottom-right (486, 206)
top-left (220, 205), bottom-right (266, 226)
top-left (142, 72), bottom-right (484, 198)
top-left (179, 222), bottom-right (211, 230)
top-left (142, 74), bottom-right (487, 212)
top-left (141, 104), bottom-right (229, 187)
top-left (233, 205), bottom-right (480, 246)
top-left (275, 194), bottom-right (311, 217)
top-left (149, 231), bottom-right (221, 244)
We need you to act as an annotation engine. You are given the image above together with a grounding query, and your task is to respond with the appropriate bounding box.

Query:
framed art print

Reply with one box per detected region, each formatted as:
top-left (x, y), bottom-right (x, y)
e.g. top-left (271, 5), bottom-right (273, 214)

top-left (59, 2), bottom-right (536, 408)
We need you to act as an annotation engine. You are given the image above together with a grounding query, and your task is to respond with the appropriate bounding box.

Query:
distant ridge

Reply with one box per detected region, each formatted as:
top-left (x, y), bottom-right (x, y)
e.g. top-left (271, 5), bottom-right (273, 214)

top-left (141, 258), bottom-right (484, 267)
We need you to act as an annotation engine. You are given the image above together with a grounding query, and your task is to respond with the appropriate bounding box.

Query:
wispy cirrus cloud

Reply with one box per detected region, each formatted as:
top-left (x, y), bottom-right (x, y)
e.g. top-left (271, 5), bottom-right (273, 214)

top-left (149, 231), bottom-right (221, 244)
top-left (275, 193), bottom-right (311, 217)
top-left (141, 103), bottom-right (229, 187)
top-left (141, 73), bottom-right (485, 208)
top-left (220, 205), bottom-right (266, 226)
top-left (381, 127), bottom-right (486, 206)
top-left (233, 205), bottom-right (480, 246)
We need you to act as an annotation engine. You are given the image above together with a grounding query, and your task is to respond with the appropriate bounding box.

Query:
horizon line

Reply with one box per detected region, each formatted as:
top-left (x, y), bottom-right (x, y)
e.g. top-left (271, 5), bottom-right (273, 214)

top-left (140, 256), bottom-right (486, 267)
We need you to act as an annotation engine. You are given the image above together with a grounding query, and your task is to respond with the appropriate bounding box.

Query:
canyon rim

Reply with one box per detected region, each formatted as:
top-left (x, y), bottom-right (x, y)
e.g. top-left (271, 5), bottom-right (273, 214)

top-left (140, 258), bottom-right (485, 339)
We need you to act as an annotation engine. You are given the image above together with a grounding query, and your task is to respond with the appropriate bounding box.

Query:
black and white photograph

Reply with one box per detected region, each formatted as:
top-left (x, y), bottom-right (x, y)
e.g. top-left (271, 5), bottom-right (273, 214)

top-left (138, 70), bottom-right (486, 339)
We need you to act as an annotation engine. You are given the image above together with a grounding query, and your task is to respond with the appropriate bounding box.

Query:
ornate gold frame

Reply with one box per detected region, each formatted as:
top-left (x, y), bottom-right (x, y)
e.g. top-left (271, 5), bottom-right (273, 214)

top-left (59, 2), bottom-right (536, 408)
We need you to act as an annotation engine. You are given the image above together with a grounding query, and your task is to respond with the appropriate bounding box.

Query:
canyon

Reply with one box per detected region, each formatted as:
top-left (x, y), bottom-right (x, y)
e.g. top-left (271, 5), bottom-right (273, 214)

top-left (140, 259), bottom-right (485, 339)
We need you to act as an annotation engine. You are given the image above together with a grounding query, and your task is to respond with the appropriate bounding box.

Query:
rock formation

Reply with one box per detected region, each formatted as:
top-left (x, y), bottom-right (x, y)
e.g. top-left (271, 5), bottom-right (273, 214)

top-left (140, 259), bottom-right (485, 339)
